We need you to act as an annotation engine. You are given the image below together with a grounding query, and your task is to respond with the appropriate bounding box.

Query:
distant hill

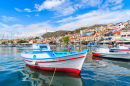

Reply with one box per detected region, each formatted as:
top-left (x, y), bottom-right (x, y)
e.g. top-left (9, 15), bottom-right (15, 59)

top-left (42, 30), bottom-right (69, 38)
top-left (73, 24), bottom-right (107, 33)
top-left (42, 24), bottom-right (107, 38)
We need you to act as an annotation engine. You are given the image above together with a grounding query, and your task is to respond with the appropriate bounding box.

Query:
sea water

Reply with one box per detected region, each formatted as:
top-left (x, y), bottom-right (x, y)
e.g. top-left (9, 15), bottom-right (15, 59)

top-left (0, 46), bottom-right (130, 86)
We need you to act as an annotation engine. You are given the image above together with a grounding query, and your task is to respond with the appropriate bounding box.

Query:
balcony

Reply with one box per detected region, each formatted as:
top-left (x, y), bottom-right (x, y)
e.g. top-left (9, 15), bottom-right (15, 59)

top-left (121, 37), bottom-right (130, 41)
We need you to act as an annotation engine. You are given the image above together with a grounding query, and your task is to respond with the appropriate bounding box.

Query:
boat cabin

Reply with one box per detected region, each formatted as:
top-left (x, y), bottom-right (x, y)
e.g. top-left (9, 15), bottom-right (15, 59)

top-left (33, 43), bottom-right (51, 51)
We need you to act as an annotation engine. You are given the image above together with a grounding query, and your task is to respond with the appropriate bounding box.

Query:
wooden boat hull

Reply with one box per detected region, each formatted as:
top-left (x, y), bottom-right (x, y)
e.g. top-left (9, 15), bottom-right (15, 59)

top-left (22, 53), bottom-right (87, 75)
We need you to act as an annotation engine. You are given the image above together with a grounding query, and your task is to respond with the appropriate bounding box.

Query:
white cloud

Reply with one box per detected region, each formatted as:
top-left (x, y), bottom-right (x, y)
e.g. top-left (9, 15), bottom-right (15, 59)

top-left (1, 16), bottom-right (18, 22)
top-left (81, 0), bottom-right (102, 7)
top-left (24, 8), bottom-right (32, 12)
top-left (26, 15), bottom-right (30, 17)
top-left (35, 14), bottom-right (39, 16)
top-left (101, 0), bottom-right (124, 10)
top-left (34, 0), bottom-right (103, 16)
top-left (108, 0), bottom-right (123, 4)
top-left (57, 16), bottom-right (74, 23)
top-left (14, 8), bottom-right (23, 12)
top-left (35, 0), bottom-right (65, 11)
top-left (111, 4), bottom-right (123, 10)
top-left (1, 9), bottom-right (130, 39)
top-left (56, 6), bottom-right (76, 16)
top-left (0, 22), bottom-right (54, 39)
top-left (56, 9), bottom-right (130, 30)
top-left (14, 0), bottom-right (124, 17)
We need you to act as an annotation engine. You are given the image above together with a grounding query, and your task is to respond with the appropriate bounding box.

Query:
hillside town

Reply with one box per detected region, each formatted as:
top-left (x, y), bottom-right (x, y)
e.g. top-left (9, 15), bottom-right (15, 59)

top-left (0, 20), bottom-right (130, 46)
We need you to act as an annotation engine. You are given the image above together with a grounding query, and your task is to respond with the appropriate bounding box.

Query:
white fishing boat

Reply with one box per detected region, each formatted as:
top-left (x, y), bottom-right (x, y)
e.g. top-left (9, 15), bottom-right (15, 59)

top-left (92, 46), bottom-right (130, 60)
top-left (20, 43), bottom-right (89, 75)
top-left (0, 44), bottom-right (7, 47)
top-left (110, 44), bottom-right (130, 52)
top-left (8, 43), bottom-right (16, 47)
top-left (15, 44), bottom-right (22, 47)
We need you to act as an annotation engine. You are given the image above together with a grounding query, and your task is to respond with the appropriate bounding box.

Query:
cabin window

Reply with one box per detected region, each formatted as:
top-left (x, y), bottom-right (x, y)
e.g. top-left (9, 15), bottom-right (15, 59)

top-left (40, 46), bottom-right (47, 49)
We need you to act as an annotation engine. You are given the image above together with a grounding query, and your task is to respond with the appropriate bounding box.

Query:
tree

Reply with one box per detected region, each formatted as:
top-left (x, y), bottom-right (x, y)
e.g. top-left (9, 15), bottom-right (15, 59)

top-left (59, 39), bottom-right (63, 43)
top-left (8, 40), bottom-right (14, 43)
top-left (17, 40), bottom-right (27, 43)
top-left (62, 36), bottom-right (69, 45)
top-left (33, 41), bottom-right (36, 43)
top-left (91, 31), bottom-right (96, 35)
top-left (34, 36), bottom-right (39, 39)
top-left (1, 41), bottom-right (6, 44)
top-left (99, 37), bottom-right (104, 42)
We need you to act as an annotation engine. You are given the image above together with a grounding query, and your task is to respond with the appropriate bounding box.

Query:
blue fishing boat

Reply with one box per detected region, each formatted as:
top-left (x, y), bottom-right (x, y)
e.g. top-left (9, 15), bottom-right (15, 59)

top-left (20, 43), bottom-right (89, 75)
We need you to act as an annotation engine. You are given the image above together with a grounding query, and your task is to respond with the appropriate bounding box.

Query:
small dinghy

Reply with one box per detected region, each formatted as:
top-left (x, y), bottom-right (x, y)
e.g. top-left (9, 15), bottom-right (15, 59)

top-left (92, 46), bottom-right (130, 60)
top-left (20, 43), bottom-right (89, 75)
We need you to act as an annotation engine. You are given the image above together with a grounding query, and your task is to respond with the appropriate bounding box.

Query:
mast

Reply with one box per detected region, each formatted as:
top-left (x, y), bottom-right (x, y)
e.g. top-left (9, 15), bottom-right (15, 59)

top-left (46, 28), bottom-right (47, 43)
top-left (0, 31), bottom-right (2, 40)
top-left (2, 32), bottom-right (4, 42)
top-left (17, 31), bottom-right (18, 39)
top-left (0, 31), bottom-right (2, 42)
top-left (74, 30), bottom-right (75, 45)
top-left (11, 31), bottom-right (12, 43)
top-left (7, 34), bottom-right (8, 44)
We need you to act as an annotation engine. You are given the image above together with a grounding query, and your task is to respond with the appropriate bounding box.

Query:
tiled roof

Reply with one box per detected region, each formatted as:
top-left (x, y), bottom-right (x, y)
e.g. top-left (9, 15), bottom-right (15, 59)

top-left (82, 35), bottom-right (94, 37)
top-left (111, 32), bottom-right (120, 34)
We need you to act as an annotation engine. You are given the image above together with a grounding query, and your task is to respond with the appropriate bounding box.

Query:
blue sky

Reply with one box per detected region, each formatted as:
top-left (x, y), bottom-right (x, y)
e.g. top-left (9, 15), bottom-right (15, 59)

top-left (0, 0), bottom-right (130, 39)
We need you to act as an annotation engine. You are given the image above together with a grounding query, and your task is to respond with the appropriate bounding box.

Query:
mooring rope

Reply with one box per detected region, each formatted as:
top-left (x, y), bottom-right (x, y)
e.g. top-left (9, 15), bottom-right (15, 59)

top-left (49, 56), bottom-right (59, 86)
top-left (88, 56), bottom-right (130, 76)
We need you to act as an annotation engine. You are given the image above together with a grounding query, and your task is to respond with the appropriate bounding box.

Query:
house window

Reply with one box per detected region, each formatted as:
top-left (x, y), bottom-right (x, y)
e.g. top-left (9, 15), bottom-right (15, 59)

top-left (121, 35), bottom-right (126, 37)
top-left (128, 35), bottom-right (130, 37)
top-left (117, 33), bottom-right (120, 35)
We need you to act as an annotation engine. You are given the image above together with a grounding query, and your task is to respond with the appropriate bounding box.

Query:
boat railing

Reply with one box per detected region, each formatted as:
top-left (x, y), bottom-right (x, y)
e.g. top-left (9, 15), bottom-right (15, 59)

top-left (19, 48), bottom-right (71, 53)
top-left (19, 48), bottom-right (50, 53)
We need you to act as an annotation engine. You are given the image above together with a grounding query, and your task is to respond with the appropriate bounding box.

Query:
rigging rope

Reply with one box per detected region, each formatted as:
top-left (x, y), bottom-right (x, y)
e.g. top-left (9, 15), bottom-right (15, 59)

top-left (49, 56), bottom-right (59, 86)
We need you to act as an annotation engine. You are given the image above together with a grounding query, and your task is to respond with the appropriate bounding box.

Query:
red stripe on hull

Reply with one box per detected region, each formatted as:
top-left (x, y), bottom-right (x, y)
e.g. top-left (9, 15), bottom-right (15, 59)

top-left (23, 56), bottom-right (85, 63)
top-left (27, 64), bottom-right (81, 75)
top-left (92, 52), bottom-right (106, 57)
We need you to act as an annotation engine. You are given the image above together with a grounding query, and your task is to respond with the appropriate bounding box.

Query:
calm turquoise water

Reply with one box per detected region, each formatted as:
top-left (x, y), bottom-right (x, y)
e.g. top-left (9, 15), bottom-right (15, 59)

top-left (0, 46), bottom-right (130, 86)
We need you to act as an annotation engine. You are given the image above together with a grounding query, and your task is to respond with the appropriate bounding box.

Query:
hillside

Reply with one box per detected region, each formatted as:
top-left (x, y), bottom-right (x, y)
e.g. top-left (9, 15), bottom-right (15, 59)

top-left (74, 24), bottom-right (107, 33)
top-left (42, 30), bottom-right (69, 38)
top-left (42, 24), bottom-right (107, 38)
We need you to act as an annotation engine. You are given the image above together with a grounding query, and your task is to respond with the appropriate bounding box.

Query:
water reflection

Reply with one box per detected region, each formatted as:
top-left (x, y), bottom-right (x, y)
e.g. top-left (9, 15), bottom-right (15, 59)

top-left (92, 56), bottom-right (130, 69)
top-left (80, 55), bottom-right (130, 86)
top-left (22, 65), bottom-right (83, 86)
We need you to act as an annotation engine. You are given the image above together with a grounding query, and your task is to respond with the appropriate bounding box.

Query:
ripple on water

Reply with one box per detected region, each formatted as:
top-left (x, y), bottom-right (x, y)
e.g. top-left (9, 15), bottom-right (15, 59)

top-left (81, 57), bottom-right (130, 86)
top-left (1, 47), bottom-right (130, 86)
